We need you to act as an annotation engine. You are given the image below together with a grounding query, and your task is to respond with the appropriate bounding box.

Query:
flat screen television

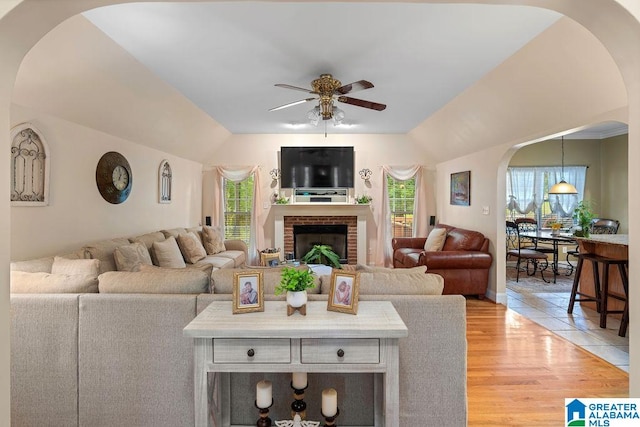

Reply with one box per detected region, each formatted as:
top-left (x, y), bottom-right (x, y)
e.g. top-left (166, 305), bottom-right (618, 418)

top-left (280, 146), bottom-right (354, 189)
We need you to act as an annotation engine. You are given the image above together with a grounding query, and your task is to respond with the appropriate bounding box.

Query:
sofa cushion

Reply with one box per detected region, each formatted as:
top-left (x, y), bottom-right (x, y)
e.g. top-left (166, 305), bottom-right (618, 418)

top-left (319, 270), bottom-right (443, 295)
top-left (424, 228), bottom-right (447, 251)
top-left (177, 232), bottom-right (207, 264)
top-left (84, 237), bottom-right (131, 274)
top-left (161, 228), bottom-right (187, 239)
top-left (98, 269), bottom-right (209, 294)
top-left (187, 227), bottom-right (204, 245)
top-left (202, 226), bottom-right (226, 255)
top-left (441, 227), bottom-right (487, 251)
top-left (211, 250), bottom-right (246, 268)
top-left (51, 256), bottom-right (100, 276)
top-left (152, 236), bottom-right (187, 268)
top-left (10, 256), bottom-right (55, 273)
top-left (194, 255), bottom-right (235, 270)
top-left (10, 271), bottom-right (99, 293)
top-left (114, 242), bottom-right (153, 271)
top-left (211, 266), bottom-right (320, 295)
top-left (356, 264), bottom-right (427, 274)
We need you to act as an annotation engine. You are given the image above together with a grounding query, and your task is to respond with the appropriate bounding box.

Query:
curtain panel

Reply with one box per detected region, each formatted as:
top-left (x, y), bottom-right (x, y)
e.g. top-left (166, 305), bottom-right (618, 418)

top-left (375, 165), bottom-right (427, 267)
top-left (506, 166), bottom-right (586, 219)
top-left (212, 166), bottom-right (264, 265)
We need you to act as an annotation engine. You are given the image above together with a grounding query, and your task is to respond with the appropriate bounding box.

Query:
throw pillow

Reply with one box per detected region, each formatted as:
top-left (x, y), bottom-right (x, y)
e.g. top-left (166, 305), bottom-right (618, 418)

top-left (10, 271), bottom-right (99, 293)
top-left (177, 232), bottom-right (208, 264)
top-left (83, 237), bottom-right (131, 273)
top-left (152, 236), bottom-right (187, 268)
top-left (424, 228), bottom-right (448, 252)
top-left (202, 226), bottom-right (226, 255)
top-left (114, 242), bottom-right (153, 272)
top-left (51, 256), bottom-right (100, 277)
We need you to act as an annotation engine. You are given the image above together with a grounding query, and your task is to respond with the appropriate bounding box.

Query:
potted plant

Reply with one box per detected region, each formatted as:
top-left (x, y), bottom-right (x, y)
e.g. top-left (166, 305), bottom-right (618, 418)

top-left (355, 194), bottom-right (372, 204)
top-left (573, 200), bottom-right (595, 237)
top-left (302, 244), bottom-right (342, 269)
top-left (274, 266), bottom-right (316, 309)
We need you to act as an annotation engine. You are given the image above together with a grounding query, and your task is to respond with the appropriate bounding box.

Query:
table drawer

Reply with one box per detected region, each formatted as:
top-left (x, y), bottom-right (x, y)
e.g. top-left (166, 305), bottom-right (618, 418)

top-left (213, 338), bottom-right (290, 363)
top-left (301, 339), bottom-right (379, 364)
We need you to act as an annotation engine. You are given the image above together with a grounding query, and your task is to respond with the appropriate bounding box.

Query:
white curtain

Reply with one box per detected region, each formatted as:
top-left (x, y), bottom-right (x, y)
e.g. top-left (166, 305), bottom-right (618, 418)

top-left (375, 165), bottom-right (426, 267)
top-left (506, 166), bottom-right (587, 219)
top-left (506, 167), bottom-right (540, 217)
top-left (212, 166), bottom-right (264, 265)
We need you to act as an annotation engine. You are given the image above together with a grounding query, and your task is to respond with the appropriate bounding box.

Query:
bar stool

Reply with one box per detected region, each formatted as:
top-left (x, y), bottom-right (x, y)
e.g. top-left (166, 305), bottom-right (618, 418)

top-left (568, 252), bottom-right (629, 337)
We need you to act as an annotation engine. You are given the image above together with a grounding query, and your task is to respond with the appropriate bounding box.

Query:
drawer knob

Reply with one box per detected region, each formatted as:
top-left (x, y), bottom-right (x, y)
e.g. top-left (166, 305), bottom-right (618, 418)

top-left (247, 349), bottom-right (255, 357)
top-left (337, 349), bottom-right (345, 358)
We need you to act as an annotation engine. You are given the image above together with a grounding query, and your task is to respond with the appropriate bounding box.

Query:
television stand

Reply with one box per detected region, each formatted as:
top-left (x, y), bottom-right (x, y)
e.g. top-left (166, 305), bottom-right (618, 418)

top-left (293, 188), bottom-right (348, 204)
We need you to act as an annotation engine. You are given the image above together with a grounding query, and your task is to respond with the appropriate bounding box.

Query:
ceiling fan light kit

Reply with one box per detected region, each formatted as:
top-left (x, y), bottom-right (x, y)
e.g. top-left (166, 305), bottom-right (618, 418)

top-left (270, 73), bottom-right (386, 127)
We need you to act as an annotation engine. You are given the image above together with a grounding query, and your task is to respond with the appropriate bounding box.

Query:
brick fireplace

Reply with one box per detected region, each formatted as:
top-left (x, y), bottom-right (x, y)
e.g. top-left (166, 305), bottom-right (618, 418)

top-left (272, 204), bottom-right (370, 266)
top-left (284, 216), bottom-right (357, 264)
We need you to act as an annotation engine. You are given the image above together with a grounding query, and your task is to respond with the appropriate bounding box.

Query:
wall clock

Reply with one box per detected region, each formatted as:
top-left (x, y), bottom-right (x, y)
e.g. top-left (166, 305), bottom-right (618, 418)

top-left (95, 151), bottom-right (132, 204)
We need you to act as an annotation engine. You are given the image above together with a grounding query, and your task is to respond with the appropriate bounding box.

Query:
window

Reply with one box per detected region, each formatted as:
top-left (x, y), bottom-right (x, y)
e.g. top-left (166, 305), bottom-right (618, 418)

top-left (387, 175), bottom-right (415, 238)
top-left (506, 166), bottom-right (587, 228)
top-left (10, 123), bottom-right (49, 206)
top-left (224, 176), bottom-right (254, 244)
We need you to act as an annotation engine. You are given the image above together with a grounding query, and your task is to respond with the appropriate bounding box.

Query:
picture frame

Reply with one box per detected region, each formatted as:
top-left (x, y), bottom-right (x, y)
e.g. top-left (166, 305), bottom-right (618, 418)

top-left (327, 270), bottom-right (360, 315)
top-left (260, 251), bottom-right (281, 267)
top-left (450, 170), bottom-right (471, 206)
top-left (232, 271), bottom-right (264, 314)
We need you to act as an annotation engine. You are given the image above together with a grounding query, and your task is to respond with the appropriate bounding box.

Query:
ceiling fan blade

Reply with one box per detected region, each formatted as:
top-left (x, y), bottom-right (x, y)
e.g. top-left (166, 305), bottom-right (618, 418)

top-left (269, 97), bottom-right (317, 112)
top-left (337, 96), bottom-right (386, 111)
top-left (275, 83), bottom-right (316, 94)
top-left (334, 80), bottom-right (374, 95)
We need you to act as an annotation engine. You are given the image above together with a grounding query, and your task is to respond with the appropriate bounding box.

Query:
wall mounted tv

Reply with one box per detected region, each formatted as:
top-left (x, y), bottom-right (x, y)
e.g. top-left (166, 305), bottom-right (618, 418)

top-left (280, 146), bottom-right (354, 189)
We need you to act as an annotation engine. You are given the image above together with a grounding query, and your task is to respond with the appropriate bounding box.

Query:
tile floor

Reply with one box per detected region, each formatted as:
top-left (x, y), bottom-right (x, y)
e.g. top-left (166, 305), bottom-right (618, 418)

top-left (506, 285), bottom-right (629, 372)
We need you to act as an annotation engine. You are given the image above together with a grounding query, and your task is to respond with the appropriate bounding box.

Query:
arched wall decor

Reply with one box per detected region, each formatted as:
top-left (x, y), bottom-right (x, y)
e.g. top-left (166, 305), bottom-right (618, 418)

top-left (159, 159), bottom-right (172, 203)
top-left (10, 122), bottom-right (50, 206)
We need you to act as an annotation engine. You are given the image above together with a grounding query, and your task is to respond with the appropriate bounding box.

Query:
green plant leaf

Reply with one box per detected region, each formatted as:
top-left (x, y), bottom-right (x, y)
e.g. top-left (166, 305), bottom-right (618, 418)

top-left (274, 267), bottom-right (316, 295)
top-left (301, 245), bottom-right (342, 268)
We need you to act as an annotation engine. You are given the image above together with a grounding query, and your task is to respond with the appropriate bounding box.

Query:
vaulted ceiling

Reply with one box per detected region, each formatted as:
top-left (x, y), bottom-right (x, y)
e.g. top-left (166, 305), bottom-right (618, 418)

top-left (82, 2), bottom-right (561, 135)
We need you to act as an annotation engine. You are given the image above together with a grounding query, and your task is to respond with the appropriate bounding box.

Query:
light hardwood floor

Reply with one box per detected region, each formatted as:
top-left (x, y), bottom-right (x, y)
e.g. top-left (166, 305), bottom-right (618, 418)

top-left (466, 298), bottom-right (628, 426)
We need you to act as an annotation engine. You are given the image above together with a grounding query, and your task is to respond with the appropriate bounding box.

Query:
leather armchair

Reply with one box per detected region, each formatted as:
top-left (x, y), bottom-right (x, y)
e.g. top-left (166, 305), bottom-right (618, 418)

top-left (392, 224), bottom-right (493, 298)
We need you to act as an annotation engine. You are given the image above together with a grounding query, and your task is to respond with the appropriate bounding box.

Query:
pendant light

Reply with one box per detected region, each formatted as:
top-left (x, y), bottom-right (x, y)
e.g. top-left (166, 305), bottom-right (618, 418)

top-left (549, 135), bottom-right (578, 194)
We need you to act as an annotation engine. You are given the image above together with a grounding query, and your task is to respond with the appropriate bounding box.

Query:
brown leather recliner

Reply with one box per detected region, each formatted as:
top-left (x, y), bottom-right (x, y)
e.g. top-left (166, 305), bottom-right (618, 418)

top-left (392, 224), bottom-right (493, 298)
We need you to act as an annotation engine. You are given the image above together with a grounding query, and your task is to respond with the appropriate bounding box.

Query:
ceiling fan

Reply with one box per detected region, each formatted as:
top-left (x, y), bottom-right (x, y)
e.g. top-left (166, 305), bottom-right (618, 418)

top-left (269, 74), bottom-right (386, 124)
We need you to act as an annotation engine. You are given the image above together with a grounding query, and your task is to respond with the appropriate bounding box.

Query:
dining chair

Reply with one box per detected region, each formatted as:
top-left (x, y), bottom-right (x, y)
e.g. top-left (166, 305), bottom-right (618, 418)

top-left (566, 218), bottom-right (620, 274)
top-left (514, 217), bottom-right (555, 255)
top-left (506, 221), bottom-right (549, 282)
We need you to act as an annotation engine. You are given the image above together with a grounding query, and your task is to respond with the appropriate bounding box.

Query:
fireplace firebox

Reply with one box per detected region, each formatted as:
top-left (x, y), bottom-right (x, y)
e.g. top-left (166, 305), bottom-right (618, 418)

top-left (293, 224), bottom-right (348, 264)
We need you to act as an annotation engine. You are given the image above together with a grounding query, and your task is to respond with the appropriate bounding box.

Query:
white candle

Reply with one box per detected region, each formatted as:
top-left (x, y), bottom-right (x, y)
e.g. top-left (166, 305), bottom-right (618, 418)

top-left (256, 380), bottom-right (272, 409)
top-left (292, 372), bottom-right (307, 389)
top-left (322, 388), bottom-right (338, 417)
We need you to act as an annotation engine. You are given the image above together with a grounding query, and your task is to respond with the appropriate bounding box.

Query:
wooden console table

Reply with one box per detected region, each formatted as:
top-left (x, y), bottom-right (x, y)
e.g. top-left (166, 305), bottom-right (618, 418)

top-left (183, 301), bottom-right (408, 427)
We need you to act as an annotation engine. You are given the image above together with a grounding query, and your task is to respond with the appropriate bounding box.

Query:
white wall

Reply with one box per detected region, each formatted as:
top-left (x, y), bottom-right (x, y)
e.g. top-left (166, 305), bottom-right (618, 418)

top-left (202, 133), bottom-right (436, 265)
top-left (10, 104), bottom-right (203, 260)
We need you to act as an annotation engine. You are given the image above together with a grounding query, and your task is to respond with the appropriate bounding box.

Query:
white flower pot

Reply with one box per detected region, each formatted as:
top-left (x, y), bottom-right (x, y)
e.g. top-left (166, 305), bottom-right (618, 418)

top-left (286, 290), bottom-right (308, 308)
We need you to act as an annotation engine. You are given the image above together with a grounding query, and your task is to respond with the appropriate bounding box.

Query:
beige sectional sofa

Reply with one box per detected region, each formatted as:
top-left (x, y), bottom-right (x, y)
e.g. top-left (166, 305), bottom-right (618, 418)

top-left (9, 236), bottom-right (468, 426)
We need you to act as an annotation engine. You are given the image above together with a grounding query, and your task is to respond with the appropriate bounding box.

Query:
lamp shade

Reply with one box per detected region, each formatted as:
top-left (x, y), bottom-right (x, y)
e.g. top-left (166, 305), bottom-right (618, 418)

top-left (549, 180), bottom-right (578, 195)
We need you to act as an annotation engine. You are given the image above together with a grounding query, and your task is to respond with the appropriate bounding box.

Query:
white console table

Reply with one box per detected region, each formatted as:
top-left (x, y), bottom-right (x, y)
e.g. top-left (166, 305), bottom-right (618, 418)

top-left (183, 301), bottom-right (408, 427)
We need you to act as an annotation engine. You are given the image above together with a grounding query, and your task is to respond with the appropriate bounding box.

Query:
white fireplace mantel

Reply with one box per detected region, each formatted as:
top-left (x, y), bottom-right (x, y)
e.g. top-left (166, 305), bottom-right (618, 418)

top-left (272, 203), bottom-right (370, 265)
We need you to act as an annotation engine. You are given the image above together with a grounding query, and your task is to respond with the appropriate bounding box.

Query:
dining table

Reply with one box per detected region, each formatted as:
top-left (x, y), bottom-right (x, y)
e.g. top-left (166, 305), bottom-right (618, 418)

top-left (518, 230), bottom-right (577, 283)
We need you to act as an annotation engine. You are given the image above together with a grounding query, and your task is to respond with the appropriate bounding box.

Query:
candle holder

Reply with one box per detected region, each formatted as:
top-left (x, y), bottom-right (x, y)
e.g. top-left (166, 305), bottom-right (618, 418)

top-left (256, 399), bottom-right (274, 427)
top-left (321, 408), bottom-right (339, 426)
top-left (290, 381), bottom-right (308, 419)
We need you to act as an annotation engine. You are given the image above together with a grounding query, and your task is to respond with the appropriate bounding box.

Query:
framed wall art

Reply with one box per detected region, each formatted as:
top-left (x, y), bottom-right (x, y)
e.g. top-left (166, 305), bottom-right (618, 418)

top-left (450, 170), bottom-right (470, 206)
top-left (327, 270), bottom-right (360, 315)
top-left (232, 271), bottom-right (264, 314)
